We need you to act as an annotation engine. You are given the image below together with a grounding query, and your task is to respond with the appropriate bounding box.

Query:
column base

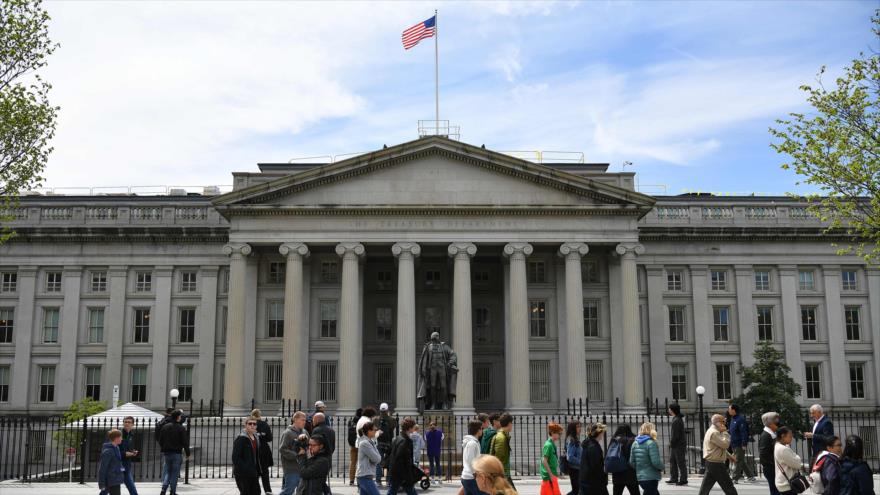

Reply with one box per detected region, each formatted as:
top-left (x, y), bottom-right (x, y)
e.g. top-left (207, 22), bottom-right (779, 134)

top-left (505, 406), bottom-right (533, 416)
top-left (452, 406), bottom-right (476, 417)
top-left (222, 405), bottom-right (254, 417)
top-left (394, 407), bottom-right (420, 417)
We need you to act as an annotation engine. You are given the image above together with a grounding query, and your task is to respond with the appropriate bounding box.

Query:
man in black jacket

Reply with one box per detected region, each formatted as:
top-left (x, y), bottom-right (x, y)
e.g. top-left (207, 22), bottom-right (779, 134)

top-left (804, 404), bottom-right (835, 467)
top-left (667, 403), bottom-right (687, 485)
top-left (758, 411), bottom-right (780, 495)
top-left (158, 410), bottom-right (190, 495)
top-left (387, 418), bottom-right (419, 495)
top-left (579, 422), bottom-right (609, 495)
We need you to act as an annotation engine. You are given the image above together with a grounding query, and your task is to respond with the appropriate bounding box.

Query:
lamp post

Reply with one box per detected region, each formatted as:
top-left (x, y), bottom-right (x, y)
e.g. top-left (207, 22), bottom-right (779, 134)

top-left (170, 388), bottom-right (180, 410)
top-left (696, 385), bottom-right (706, 473)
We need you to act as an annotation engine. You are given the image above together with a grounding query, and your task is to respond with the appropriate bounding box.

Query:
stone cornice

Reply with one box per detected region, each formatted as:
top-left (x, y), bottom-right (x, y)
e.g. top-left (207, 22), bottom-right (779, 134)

top-left (636, 226), bottom-right (860, 242)
top-left (3, 226), bottom-right (229, 243)
top-left (216, 205), bottom-right (647, 217)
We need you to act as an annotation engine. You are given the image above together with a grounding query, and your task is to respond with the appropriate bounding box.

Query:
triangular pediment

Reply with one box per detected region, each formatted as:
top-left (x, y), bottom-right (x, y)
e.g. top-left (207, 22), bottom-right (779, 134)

top-left (213, 137), bottom-right (655, 217)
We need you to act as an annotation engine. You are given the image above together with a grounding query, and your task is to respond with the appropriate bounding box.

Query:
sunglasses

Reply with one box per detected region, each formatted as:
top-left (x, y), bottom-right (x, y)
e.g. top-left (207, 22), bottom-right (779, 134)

top-left (246, 422), bottom-right (257, 426)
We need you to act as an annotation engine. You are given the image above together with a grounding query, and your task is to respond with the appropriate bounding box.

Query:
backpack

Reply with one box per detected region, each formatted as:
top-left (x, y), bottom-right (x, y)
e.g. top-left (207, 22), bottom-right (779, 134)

top-left (481, 429), bottom-right (497, 454)
top-left (809, 455), bottom-right (830, 494)
top-left (604, 439), bottom-right (629, 474)
top-left (347, 418), bottom-right (358, 447)
top-left (378, 416), bottom-right (394, 446)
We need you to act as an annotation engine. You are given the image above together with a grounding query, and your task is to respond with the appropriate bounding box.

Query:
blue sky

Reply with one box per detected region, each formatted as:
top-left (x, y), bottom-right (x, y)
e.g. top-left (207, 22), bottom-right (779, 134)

top-left (41, 1), bottom-right (877, 195)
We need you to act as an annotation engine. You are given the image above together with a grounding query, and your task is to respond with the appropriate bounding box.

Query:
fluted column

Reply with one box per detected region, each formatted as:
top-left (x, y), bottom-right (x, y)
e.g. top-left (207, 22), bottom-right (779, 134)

top-left (222, 243), bottom-right (252, 413)
top-left (280, 243), bottom-right (310, 402)
top-left (559, 243), bottom-right (589, 402)
top-left (392, 242), bottom-right (420, 415)
top-left (616, 243), bottom-right (645, 407)
top-left (336, 242), bottom-right (365, 413)
top-left (504, 242), bottom-right (533, 413)
top-left (449, 242), bottom-right (477, 414)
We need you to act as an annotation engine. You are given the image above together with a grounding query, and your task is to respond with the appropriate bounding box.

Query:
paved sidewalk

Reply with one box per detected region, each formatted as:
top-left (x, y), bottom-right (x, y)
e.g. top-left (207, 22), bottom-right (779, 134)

top-left (6, 477), bottom-right (878, 495)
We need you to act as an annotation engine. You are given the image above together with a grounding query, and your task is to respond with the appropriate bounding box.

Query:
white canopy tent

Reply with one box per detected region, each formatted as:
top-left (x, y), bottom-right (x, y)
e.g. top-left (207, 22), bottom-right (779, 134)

top-left (62, 402), bottom-right (165, 430)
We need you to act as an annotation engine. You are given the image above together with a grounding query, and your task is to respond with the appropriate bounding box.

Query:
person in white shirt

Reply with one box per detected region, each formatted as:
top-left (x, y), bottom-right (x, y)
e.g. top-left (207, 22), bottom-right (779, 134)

top-left (460, 420), bottom-right (483, 495)
top-left (774, 426), bottom-right (803, 495)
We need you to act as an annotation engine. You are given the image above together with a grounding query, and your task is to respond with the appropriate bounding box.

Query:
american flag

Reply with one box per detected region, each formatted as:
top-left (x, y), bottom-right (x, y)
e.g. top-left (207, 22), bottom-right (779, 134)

top-left (401, 16), bottom-right (436, 50)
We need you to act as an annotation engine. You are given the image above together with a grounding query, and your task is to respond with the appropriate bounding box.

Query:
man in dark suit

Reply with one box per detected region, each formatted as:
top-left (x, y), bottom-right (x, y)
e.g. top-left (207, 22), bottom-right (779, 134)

top-left (804, 404), bottom-right (834, 466)
top-left (758, 412), bottom-right (780, 495)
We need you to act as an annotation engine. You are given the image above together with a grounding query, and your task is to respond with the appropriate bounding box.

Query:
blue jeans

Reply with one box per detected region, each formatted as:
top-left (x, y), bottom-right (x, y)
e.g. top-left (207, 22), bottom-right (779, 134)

top-left (428, 454), bottom-right (442, 477)
top-left (639, 480), bottom-right (658, 495)
top-left (386, 481), bottom-right (417, 495)
top-left (123, 465), bottom-right (139, 495)
top-left (162, 453), bottom-right (182, 493)
top-left (280, 472), bottom-right (301, 495)
top-left (358, 476), bottom-right (381, 495)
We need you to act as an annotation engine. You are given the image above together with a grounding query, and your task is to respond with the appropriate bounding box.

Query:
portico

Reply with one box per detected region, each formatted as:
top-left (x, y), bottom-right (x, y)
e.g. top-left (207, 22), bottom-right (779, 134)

top-left (213, 137), bottom-right (654, 415)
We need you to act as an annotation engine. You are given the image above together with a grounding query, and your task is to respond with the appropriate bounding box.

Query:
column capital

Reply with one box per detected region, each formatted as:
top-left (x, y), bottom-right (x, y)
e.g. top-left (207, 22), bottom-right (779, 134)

top-left (615, 243), bottom-right (645, 257)
top-left (448, 242), bottom-right (477, 258)
top-left (222, 243), bottom-right (252, 257)
top-left (503, 242), bottom-right (533, 258)
top-left (335, 242), bottom-right (365, 258)
top-left (279, 242), bottom-right (310, 259)
top-left (558, 242), bottom-right (589, 259)
top-left (392, 242), bottom-right (422, 258)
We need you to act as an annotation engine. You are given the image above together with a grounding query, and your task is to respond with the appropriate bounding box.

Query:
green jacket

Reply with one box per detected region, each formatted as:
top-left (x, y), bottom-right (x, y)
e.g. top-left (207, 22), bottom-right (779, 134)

top-left (629, 436), bottom-right (664, 481)
top-left (480, 427), bottom-right (497, 454)
top-left (490, 429), bottom-right (511, 474)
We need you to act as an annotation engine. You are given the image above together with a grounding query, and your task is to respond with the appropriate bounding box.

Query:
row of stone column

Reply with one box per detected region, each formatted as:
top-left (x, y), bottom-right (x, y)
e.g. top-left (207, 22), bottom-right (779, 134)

top-left (222, 241), bottom-right (645, 414)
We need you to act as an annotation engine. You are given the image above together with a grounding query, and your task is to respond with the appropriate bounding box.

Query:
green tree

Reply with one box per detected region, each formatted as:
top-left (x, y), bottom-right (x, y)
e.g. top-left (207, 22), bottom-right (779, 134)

top-left (0, 0), bottom-right (59, 244)
top-left (770, 10), bottom-right (880, 266)
top-left (733, 341), bottom-right (808, 436)
top-left (53, 397), bottom-right (108, 456)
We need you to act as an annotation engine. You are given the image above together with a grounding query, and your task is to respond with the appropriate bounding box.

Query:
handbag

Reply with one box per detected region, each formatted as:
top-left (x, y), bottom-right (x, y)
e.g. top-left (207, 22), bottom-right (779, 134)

top-left (559, 444), bottom-right (570, 476)
top-left (778, 460), bottom-right (811, 494)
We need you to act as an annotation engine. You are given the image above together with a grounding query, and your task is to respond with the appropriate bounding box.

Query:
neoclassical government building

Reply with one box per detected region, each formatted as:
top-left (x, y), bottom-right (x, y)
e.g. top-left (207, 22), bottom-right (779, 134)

top-left (0, 137), bottom-right (877, 415)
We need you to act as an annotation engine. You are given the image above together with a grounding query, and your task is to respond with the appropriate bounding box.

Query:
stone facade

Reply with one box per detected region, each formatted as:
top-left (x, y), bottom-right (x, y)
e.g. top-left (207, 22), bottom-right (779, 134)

top-left (0, 137), bottom-right (877, 415)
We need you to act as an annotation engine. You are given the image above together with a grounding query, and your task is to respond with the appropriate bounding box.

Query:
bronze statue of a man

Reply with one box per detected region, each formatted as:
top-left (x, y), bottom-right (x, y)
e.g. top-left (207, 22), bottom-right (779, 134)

top-left (417, 332), bottom-right (458, 410)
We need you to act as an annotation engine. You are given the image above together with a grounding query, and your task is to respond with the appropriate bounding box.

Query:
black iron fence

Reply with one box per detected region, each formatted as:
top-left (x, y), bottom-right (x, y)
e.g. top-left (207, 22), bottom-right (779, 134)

top-left (2, 404), bottom-right (879, 483)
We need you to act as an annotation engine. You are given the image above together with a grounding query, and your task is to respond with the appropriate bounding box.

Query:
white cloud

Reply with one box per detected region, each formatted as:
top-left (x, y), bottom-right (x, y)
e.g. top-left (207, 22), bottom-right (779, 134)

top-left (491, 46), bottom-right (523, 82)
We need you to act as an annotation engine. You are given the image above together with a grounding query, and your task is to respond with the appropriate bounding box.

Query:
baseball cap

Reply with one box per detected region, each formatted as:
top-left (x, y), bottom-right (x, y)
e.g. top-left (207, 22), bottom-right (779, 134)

top-left (379, 402), bottom-right (389, 411)
top-left (315, 400), bottom-right (325, 408)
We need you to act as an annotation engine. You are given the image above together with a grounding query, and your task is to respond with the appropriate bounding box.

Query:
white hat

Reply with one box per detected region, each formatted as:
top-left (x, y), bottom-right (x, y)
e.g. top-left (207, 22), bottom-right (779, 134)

top-left (315, 400), bottom-right (325, 408)
top-left (379, 402), bottom-right (389, 411)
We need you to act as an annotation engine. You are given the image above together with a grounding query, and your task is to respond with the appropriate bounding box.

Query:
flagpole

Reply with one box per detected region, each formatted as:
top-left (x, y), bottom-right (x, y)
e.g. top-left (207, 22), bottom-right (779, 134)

top-left (434, 9), bottom-right (439, 136)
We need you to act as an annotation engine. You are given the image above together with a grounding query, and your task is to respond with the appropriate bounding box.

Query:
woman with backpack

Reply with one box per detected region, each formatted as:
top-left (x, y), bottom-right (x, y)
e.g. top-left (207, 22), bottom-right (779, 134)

top-left (840, 435), bottom-right (874, 495)
top-left (565, 421), bottom-right (582, 495)
top-left (609, 425), bottom-right (639, 495)
top-left (812, 436), bottom-right (842, 495)
top-left (629, 423), bottom-right (664, 495)
top-left (579, 423), bottom-right (608, 495)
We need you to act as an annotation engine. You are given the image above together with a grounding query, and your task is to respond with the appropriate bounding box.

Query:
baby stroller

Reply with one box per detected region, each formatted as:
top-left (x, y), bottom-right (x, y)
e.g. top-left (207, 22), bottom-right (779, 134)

top-left (415, 464), bottom-right (431, 490)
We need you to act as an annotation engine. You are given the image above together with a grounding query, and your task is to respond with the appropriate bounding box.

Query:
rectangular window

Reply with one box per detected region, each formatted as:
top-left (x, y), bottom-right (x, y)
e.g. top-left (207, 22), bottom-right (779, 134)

top-left (716, 363), bottom-right (732, 401)
top-left (320, 262), bottom-right (339, 283)
top-left (0, 272), bottom-right (16, 293)
top-left (713, 306), bottom-right (729, 342)
top-left (474, 271), bottom-right (490, 285)
top-left (268, 262), bottom-right (285, 284)
top-left (710, 270), bottom-right (727, 291)
top-left (529, 360), bottom-right (551, 402)
top-left (267, 301), bottom-right (284, 338)
top-left (180, 271), bottom-right (197, 292)
top-left (320, 301), bottom-right (337, 338)
top-left (799, 270), bottom-right (815, 291)
top-left (757, 306), bottom-right (773, 341)
top-left (527, 260), bottom-right (546, 283)
top-left (376, 270), bottom-right (393, 291)
top-left (474, 307), bottom-right (490, 343)
top-left (667, 270), bottom-right (683, 291)
top-left (845, 306), bottom-right (861, 341)
top-left (88, 308), bottom-right (105, 343)
top-left (805, 363), bottom-right (822, 399)
top-left (28, 430), bottom-right (46, 464)
top-left (130, 366), bottom-right (147, 402)
top-left (529, 300), bottom-right (547, 337)
top-left (179, 308), bottom-right (196, 343)
top-left (850, 363), bottom-right (866, 399)
top-left (425, 270), bottom-right (441, 289)
top-left (176, 366), bottom-right (193, 402)
top-left (425, 306), bottom-right (442, 334)
top-left (376, 307), bottom-right (393, 342)
top-left (585, 360), bottom-right (604, 401)
top-left (474, 363), bottom-right (492, 402)
top-left (668, 306), bottom-right (685, 342)
top-left (375, 363), bottom-right (394, 404)
top-left (221, 269), bottom-right (230, 293)
top-left (264, 361), bottom-right (281, 401)
top-left (85, 365), bottom-right (101, 401)
top-left (39, 365), bottom-right (55, 402)
top-left (842, 271), bottom-right (858, 291)
top-left (45, 272), bottom-right (62, 293)
top-left (42, 308), bottom-right (59, 343)
top-left (135, 271), bottom-right (152, 292)
top-left (90, 271), bottom-right (107, 292)
top-left (801, 306), bottom-right (818, 341)
top-left (0, 366), bottom-right (8, 402)
top-left (134, 308), bottom-right (150, 343)
top-left (317, 361), bottom-right (337, 401)
top-left (671, 363), bottom-right (688, 401)
top-left (755, 270), bottom-right (770, 291)
top-left (0, 308), bottom-right (13, 343)
top-left (581, 260), bottom-right (599, 283)
top-left (583, 300), bottom-right (599, 337)
top-left (219, 306), bottom-right (228, 345)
